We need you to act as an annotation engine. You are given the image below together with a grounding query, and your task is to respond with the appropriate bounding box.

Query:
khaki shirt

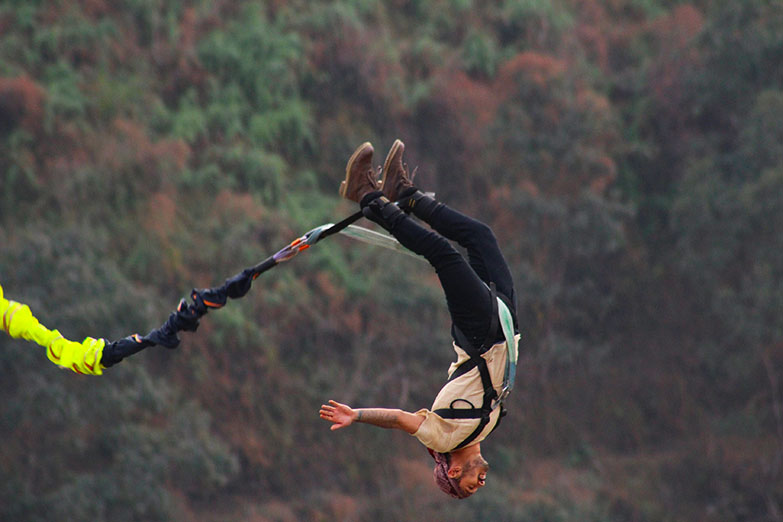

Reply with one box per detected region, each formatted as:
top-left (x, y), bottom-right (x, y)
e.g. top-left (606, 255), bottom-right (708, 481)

top-left (412, 333), bottom-right (521, 453)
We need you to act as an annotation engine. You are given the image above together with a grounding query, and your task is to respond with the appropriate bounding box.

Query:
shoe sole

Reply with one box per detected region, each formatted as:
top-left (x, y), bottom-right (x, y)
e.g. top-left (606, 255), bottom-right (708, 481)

top-left (340, 141), bottom-right (373, 199)
top-left (380, 139), bottom-right (404, 199)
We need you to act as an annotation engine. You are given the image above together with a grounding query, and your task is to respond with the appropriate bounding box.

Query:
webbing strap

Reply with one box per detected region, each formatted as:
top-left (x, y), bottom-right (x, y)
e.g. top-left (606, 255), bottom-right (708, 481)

top-left (446, 357), bottom-right (479, 382)
top-left (496, 295), bottom-right (517, 397)
top-left (445, 288), bottom-right (500, 384)
top-left (312, 210), bottom-right (364, 242)
top-left (436, 407), bottom-right (484, 419)
top-left (434, 283), bottom-right (503, 450)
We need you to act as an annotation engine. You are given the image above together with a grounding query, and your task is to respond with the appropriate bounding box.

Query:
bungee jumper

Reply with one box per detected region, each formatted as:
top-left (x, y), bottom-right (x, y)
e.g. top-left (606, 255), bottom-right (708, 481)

top-left (0, 209), bottom-right (369, 375)
top-left (319, 140), bottom-right (520, 499)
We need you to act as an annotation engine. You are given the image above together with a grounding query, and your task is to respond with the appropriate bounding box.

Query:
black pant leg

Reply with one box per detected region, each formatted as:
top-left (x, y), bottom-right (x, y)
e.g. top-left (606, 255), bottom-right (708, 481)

top-left (415, 203), bottom-right (516, 313)
top-left (389, 214), bottom-right (495, 348)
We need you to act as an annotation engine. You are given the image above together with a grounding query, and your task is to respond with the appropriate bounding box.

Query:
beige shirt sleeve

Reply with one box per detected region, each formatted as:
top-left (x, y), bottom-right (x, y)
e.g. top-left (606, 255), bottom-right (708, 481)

top-left (411, 409), bottom-right (470, 453)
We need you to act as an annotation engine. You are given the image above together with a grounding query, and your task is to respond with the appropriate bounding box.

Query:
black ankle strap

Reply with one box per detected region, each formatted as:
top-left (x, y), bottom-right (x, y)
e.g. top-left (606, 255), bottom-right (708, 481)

top-left (361, 195), bottom-right (406, 232)
top-left (359, 190), bottom-right (385, 208)
top-left (400, 190), bottom-right (442, 221)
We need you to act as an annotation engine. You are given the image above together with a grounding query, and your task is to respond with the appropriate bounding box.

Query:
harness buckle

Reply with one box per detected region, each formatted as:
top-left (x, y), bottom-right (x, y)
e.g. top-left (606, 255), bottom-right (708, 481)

top-left (493, 385), bottom-right (511, 410)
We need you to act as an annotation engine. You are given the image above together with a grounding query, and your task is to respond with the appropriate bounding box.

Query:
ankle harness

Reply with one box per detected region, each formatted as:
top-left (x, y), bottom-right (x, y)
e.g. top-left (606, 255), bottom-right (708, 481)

top-left (361, 195), bottom-right (406, 232)
top-left (397, 190), bottom-right (442, 221)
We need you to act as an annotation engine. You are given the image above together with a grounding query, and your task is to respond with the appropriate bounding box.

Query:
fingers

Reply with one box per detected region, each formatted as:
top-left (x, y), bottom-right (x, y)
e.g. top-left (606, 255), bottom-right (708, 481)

top-left (320, 400), bottom-right (352, 431)
top-left (320, 402), bottom-right (339, 424)
top-left (321, 400), bottom-right (346, 415)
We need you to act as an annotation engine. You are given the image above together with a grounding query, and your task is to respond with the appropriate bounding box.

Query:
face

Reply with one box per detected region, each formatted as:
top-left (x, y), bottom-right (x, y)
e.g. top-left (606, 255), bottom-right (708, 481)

top-left (456, 455), bottom-right (489, 496)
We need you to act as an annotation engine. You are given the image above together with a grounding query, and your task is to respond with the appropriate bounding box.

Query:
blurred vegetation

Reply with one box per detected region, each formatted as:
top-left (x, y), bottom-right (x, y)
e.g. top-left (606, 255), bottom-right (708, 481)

top-left (1, 0), bottom-right (782, 520)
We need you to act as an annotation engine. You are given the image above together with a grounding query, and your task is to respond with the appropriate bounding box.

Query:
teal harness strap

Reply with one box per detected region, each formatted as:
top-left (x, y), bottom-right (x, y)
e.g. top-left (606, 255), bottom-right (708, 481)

top-left (495, 295), bottom-right (517, 404)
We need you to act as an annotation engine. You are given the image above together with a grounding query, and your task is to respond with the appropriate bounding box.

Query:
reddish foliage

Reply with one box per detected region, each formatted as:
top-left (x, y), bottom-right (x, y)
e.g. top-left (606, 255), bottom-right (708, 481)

top-left (494, 52), bottom-right (567, 99)
top-left (312, 271), bottom-right (364, 334)
top-left (589, 156), bottom-right (618, 193)
top-left (647, 5), bottom-right (704, 108)
top-left (161, 7), bottom-right (209, 104)
top-left (80, 0), bottom-right (110, 18)
top-left (213, 190), bottom-right (267, 224)
top-left (0, 76), bottom-right (46, 135)
top-left (488, 47), bottom-right (622, 196)
top-left (576, 24), bottom-right (610, 72)
top-left (324, 494), bottom-right (359, 521)
top-left (434, 69), bottom-right (497, 156)
top-left (180, 7), bottom-right (197, 50)
top-left (109, 118), bottom-right (191, 172)
top-left (143, 192), bottom-right (178, 239)
top-left (228, 428), bottom-right (270, 469)
top-left (574, 0), bottom-right (612, 71)
top-left (310, 22), bottom-right (409, 120)
top-left (0, 10), bottom-right (12, 34)
top-left (486, 185), bottom-right (520, 237)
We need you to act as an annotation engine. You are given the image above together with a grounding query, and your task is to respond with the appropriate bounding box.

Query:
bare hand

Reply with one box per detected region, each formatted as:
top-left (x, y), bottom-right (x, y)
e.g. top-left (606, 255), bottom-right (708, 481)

top-left (319, 400), bottom-right (356, 431)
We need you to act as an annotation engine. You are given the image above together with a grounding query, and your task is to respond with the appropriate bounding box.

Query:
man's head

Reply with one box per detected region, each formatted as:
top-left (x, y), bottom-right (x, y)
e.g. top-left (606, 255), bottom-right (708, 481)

top-left (429, 449), bottom-right (489, 499)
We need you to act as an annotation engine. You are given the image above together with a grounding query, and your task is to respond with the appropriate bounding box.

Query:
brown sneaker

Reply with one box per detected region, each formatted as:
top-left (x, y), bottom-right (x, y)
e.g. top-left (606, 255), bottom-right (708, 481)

top-left (339, 142), bottom-right (379, 203)
top-left (380, 139), bottom-right (414, 202)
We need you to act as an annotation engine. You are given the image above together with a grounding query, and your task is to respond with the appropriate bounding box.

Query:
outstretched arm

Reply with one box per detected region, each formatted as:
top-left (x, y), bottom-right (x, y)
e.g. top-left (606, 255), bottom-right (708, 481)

top-left (319, 400), bottom-right (424, 434)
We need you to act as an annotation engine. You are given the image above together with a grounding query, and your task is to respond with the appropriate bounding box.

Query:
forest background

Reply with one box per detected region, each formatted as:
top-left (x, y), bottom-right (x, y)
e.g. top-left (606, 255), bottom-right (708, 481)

top-left (1, 1), bottom-right (782, 521)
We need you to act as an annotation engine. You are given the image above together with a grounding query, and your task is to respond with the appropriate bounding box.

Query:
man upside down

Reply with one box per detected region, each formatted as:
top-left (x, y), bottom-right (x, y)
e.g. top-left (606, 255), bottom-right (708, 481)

top-left (320, 139), bottom-right (520, 499)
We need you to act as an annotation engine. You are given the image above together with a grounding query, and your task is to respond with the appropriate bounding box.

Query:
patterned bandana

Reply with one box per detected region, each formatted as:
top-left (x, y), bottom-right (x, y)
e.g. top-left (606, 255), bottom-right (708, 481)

top-left (427, 449), bottom-right (470, 499)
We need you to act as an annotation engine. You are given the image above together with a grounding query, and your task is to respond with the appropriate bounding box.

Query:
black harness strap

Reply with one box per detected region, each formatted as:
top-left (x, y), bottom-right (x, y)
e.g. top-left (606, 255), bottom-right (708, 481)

top-left (434, 283), bottom-right (504, 450)
top-left (313, 210), bottom-right (364, 242)
top-left (444, 291), bottom-right (502, 383)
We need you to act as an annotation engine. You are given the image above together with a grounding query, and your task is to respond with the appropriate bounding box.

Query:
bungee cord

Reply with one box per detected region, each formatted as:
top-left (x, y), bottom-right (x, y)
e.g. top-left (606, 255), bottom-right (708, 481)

top-left (0, 209), bottom-right (419, 375)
